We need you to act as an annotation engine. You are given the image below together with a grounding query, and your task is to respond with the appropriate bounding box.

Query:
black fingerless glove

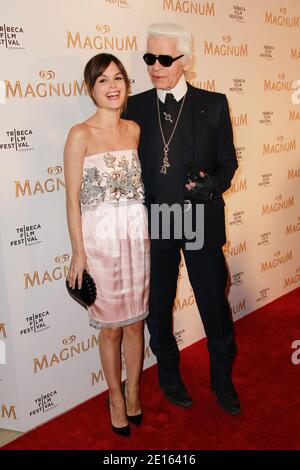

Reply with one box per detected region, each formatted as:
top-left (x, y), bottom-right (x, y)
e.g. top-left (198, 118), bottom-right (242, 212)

top-left (184, 161), bottom-right (218, 202)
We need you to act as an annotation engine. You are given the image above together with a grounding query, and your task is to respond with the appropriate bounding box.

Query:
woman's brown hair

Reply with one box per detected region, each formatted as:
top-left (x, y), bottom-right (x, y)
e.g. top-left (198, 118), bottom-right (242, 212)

top-left (84, 53), bottom-right (130, 109)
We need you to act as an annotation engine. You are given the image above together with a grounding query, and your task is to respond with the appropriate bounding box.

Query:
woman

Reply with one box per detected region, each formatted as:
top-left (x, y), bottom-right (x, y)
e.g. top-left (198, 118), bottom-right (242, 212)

top-left (64, 53), bottom-right (150, 437)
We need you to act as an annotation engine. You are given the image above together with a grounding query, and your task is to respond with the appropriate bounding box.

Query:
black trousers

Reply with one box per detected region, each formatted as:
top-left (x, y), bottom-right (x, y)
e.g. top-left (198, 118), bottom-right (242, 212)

top-left (146, 238), bottom-right (236, 388)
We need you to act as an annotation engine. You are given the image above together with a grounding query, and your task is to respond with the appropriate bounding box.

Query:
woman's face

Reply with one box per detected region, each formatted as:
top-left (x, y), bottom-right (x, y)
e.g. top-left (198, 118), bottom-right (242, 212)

top-left (92, 61), bottom-right (127, 110)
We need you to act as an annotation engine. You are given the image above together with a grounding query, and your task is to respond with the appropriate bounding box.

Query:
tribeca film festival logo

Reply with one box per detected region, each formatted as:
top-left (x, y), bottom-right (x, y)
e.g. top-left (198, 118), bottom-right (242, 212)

top-left (10, 224), bottom-right (42, 248)
top-left (235, 146), bottom-right (245, 162)
top-left (0, 24), bottom-right (25, 49)
top-left (204, 35), bottom-right (248, 57)
top-left (265, 7), bottom-right (299, 28)
top-left (175, 329), bottom-right (186, 347)
top-left (258, 173), bottom-right (272, 188)
top-left (0, 128), bottom-right (34, 151)
top-left (259, 111), bottom-right (274, 126)
top-left (24, 254), bottom-right (69, 290)
top-left (260, 44), bottom-right (275, 61)
top-left (15, 166), bottom-right (64, 199)
top-left (163, 0), bottom-right (216, 16)
top-left (29, 391), bottom-right (58, 417)
top-left (231, 271), bottom-right (244, 287)
top-left (20, 311), bottom-right (50, 336)
top-left (186, 71), bottom-right (216, 92)
top-left (105, 0), bottom-right (131, 8)
top-left (66, 24), bottom-right (137, 51)
top-left (229, 210), bottom-right (245, 227)
top-left (33, 334), bottom-right (101, 374)
top-left (257, 231), bottom-right (271, 247)
top-left (229, 4), bottom-right (246, 23)
top-left (229, 78), bottom-right (246, 94)
top-left (5, 71), bottom-right (87, 100)
top-left (0, 323), bottom-right (7, 366)
top-left (256, 287), bottom-right (270, 303)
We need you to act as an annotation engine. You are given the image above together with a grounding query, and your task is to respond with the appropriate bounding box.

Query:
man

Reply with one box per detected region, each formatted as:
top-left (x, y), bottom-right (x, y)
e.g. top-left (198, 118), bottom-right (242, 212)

top-left (125, 23), bottom-right (241, 415)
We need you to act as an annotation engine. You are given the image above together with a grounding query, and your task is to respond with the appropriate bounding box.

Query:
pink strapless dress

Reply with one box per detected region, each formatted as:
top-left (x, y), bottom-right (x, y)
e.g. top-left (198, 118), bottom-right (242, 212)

top-left (79, 149), bottom-right (150, 328)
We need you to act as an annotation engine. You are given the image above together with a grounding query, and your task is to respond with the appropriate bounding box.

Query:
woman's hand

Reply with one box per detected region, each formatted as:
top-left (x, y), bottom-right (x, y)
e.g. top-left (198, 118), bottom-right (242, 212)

top-left (68, 251), bottom-right (87, 290)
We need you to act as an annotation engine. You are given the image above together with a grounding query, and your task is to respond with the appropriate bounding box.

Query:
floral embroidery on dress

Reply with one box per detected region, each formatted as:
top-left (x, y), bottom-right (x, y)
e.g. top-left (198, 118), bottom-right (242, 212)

top-left (80, 150), bottom-right (144, 208)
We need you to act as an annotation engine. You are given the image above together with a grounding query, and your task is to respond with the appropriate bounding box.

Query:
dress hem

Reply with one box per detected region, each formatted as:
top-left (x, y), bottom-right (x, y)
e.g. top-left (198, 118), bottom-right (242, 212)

top-left (89, 310), bottom-right (149, 329)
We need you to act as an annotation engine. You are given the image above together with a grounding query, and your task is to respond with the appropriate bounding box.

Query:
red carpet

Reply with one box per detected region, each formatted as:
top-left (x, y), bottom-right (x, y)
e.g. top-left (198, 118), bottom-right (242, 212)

top-left (2, 288), bottom-right (300, 450)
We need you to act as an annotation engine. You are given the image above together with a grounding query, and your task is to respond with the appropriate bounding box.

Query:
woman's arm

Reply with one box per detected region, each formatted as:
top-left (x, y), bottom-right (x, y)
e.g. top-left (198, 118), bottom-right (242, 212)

top-left (63, 125), bottom-right (88, 289)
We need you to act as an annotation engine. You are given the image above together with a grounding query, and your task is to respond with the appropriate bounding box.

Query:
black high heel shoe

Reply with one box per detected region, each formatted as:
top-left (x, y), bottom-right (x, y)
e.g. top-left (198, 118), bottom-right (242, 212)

top-left (105, 394), bottom-right (131, 437)
top-left (122, 382), bottom-right (143, 426)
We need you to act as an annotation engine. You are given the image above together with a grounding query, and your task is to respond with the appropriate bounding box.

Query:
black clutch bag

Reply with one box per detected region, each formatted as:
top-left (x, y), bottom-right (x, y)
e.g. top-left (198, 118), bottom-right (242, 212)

top-left (66, 269), bottom-right (97, 309)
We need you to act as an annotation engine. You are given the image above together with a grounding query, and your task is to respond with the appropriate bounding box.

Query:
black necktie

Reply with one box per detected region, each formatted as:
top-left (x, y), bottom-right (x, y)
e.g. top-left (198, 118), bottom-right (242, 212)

top-left (162, 93), bottom-right (175, 134)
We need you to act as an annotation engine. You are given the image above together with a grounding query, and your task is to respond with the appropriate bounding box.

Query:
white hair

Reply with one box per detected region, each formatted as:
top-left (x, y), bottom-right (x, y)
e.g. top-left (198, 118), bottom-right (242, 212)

top-left (147, 23), bottom-right (193, 57)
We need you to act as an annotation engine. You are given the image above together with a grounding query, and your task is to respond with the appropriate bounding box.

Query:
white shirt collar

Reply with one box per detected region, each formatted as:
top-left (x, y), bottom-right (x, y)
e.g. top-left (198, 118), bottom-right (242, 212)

top-left (157, 75), bottom-right (188, 103)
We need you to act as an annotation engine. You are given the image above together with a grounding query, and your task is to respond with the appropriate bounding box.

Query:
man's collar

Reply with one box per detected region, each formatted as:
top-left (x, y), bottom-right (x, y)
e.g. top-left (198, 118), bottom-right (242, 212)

top-left (157, 75), bottom-right (188, 103)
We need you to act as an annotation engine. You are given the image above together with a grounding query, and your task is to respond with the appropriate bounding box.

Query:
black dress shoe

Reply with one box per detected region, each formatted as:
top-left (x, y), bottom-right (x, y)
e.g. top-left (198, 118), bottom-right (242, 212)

top-left (105, 394), bottom-right (131, 437)
top-left (121, 382), bottom-right (143, 426)
top-left (161, 383), bottom-right (193, 408)
top-left (211, 380), bottom-right (241, 415)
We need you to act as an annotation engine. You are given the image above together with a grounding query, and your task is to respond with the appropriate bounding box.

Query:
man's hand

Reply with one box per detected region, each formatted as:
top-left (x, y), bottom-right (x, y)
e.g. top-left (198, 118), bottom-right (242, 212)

top-left (185, 171), bottom-right (218, 202)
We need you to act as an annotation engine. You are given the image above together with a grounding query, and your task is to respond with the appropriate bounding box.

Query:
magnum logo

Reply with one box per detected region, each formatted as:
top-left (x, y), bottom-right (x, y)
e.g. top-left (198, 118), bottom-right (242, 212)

top-left (288, 168), bottom-right (300, 179)
top-left (223, 240), bottom-right (247, 258)
top-left (1, 405), bottom-right (17, 420)
top-left (5, 71), bottom-right (87, 99)
top-left (33, 333), bottom-right (101, 374)
top-left (66, 24), bottom-right (137, 50)
top-left (265, 9), bottom-right (299, 28)
top-left (163, 0), bottom-right (216, 16)
top-left (173, 291), bottom-right (195, 312)
top-left (261, 250), bottom-right (293, 273)
top-left (230, 298), bottom-right (246, 316)
top-left (224, 178), bottom-right (247, 196)
top-left (204, 36), bottom-right (248, 57)
top-left (187, 72), bottom-right (216, 91)
top-left (264, 73), bottom-right (295, 91)
top-left (284, 268), bottom-right (300, 289)
top-left (15, 166), bottom-right (64, 198)
top-left (24, 254), bottom-right (69, 289)
top-left (231, 113), bottom-right (248, 127)
top-left (289, 110), bottom-right (300, 121)
top-left (262, 136), bottom-right (296, 155)
top-left (262, 195), bottom-right (294, 215)
top-left (286, 217), bottom-right (300, 236)
top-left (291, 48), bottom-right (300, 59)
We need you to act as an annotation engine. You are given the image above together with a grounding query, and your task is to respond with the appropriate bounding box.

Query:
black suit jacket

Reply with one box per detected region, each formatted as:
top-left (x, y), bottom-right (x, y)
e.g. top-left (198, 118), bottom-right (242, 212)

top-left (125, 83), bottom-right (238, 251)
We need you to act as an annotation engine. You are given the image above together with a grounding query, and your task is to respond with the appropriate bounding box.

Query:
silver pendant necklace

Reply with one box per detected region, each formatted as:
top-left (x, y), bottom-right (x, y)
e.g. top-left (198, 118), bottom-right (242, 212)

top-left (157, 93), bottom-right (187, 175)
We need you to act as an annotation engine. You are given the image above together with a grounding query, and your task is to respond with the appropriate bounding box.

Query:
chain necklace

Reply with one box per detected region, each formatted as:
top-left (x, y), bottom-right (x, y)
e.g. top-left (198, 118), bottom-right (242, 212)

top-left (157, 93), bottom-right (187, 175)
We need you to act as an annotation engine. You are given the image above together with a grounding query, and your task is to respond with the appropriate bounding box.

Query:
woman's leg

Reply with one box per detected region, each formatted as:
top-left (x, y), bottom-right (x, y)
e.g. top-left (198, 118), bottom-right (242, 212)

top-left (99, 326), bottom-right (128, 428)
top-left (122, 320), bottom-right (144, 415)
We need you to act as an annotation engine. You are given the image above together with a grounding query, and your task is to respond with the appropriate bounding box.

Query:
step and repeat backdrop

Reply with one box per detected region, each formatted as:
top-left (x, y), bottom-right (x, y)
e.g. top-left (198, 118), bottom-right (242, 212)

top-left (0, 0), bottom-right (299, 432)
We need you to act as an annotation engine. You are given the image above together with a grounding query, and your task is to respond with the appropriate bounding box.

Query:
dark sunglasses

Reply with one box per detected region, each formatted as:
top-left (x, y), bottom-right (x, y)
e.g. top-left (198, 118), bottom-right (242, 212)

top-left (143, 53), bottom-right (184, 67)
